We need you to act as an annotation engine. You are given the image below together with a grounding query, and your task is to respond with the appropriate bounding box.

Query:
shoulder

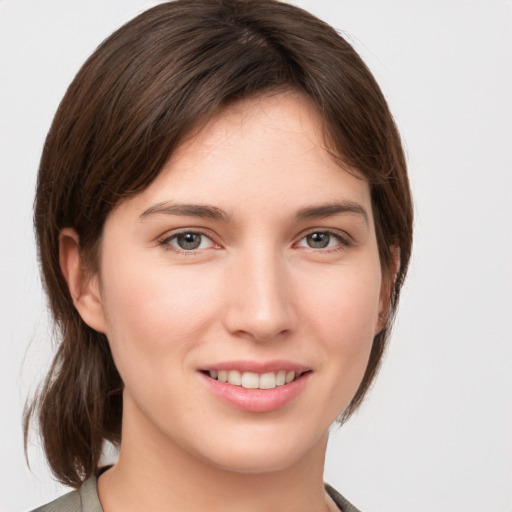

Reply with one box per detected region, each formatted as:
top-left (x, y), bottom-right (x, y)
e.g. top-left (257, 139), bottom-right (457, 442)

top-left (325, 483), bottom-right (363, 512)
top-left (29, 489), bottom-right (81, 512)
top-left (29, 476), bottom-right (103, 512)
top-left (32, 476), bottom-right (353, 512)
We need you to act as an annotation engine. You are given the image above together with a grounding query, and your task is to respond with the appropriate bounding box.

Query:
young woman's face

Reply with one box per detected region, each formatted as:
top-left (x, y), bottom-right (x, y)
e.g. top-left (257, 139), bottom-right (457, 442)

top-left (94, 92), bottom-right (385, 473)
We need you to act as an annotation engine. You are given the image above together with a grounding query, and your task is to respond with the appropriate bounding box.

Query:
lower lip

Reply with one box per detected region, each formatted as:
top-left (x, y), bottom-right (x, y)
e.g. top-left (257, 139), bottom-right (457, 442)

top-left (200, 372), bottom-right (311, 413)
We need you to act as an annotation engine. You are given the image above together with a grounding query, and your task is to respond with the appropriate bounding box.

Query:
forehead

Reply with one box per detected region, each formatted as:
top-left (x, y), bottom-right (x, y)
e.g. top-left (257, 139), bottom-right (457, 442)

top-left (170, 91), bottom-right (344, 176)
top-left (117, 91), bottom-right (373, 223)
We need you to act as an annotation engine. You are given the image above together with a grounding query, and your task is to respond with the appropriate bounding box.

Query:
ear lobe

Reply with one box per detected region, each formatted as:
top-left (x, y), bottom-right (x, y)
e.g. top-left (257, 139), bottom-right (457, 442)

top-left (59, 228), bottom-right (107, 334)
top-left (376, 245), bottom-right (401, 334)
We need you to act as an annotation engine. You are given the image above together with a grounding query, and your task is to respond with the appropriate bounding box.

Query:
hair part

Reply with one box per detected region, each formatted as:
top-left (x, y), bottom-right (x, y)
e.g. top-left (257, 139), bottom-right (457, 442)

top-left (26, 0), bottom-right (412, 487)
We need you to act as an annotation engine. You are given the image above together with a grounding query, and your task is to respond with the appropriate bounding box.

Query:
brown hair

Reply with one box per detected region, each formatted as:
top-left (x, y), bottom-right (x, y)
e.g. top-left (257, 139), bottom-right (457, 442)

top-left (26, 0), bottom-right (413, 487)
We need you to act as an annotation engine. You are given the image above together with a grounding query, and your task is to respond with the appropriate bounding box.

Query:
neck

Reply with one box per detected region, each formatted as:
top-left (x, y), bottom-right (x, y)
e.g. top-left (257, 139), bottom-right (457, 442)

top-left (98, 397), bottom-right (331, 512)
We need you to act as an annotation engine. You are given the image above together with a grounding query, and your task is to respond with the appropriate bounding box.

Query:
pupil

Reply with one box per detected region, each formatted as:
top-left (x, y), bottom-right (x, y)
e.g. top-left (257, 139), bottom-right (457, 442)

top-left (178, 233), bottom-right (201, 250)
top-left (307, 232), bottom-right (329, 248)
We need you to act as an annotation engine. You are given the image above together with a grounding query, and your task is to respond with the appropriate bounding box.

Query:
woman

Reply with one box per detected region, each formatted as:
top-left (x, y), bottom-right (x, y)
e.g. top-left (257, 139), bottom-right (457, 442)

top-left (26, 1), bottom-right (413, 510)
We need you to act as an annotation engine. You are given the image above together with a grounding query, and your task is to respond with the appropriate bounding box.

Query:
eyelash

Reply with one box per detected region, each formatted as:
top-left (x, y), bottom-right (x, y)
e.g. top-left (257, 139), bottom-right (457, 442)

top-left (295, 229), bottom-right (351, 253)
top-left (158, 229), bottom-right (351, 255)
top-left (158, 229), bottom-right (218, 255)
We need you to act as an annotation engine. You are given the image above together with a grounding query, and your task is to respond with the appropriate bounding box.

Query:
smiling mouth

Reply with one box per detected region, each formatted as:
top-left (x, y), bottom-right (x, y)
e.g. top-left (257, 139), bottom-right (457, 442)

top-left (203, 370), bottom-right (310, 390)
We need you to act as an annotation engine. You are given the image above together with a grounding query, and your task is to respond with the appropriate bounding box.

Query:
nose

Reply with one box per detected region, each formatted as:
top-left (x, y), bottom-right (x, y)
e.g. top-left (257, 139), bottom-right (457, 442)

top-left (222, 247), bottom-right (296, 342)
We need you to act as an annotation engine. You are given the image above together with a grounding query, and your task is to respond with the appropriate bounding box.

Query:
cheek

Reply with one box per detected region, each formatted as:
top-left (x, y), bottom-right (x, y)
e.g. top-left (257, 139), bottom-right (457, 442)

top-left (303, 264), bottom-right (382, 344)
top-left (299, 263), bottom-right (382, 404)
top-left (98, 257), bottom-right (219, 377)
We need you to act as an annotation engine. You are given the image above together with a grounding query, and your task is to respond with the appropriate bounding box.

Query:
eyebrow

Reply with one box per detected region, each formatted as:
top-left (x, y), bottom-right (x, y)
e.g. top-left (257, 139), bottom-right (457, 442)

top-left (295, 201), bottom-right (369, 225)
top-left (139, 202), bottom-right (230, 222)
top-left (139, 200), bottom-right (368, 224)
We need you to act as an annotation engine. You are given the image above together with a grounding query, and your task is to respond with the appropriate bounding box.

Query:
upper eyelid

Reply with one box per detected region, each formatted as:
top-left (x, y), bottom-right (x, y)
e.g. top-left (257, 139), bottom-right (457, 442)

top-left (157, 227), bottom-right (353, 248)
top-left (159, 227), bottom-right (216, 241)
top-left (295, 227), bottom-right (352, 243)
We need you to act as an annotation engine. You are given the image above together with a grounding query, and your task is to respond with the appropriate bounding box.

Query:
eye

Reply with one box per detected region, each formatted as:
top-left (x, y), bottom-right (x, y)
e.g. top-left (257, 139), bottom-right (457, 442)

top-left (296, 231), bottom-right (348, 250)
top-left (161, 231), bottom-right (217, 252)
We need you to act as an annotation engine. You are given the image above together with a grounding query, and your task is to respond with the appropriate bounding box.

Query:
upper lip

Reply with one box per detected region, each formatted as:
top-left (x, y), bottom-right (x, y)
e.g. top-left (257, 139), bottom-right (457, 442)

top-left (200, 360), bottom-right (311, 374)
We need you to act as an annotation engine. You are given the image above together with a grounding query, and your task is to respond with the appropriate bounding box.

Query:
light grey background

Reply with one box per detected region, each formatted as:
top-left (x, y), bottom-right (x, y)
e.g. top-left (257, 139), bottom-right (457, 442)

top-left (1, 1), bottom-right (511, 511)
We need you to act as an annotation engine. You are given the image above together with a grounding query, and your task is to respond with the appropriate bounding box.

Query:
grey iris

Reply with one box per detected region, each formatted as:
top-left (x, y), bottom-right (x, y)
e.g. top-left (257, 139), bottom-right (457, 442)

top-left (177, 233), bottom-right (202, 250)
top-left (307, 232), bottom-right (330, 248)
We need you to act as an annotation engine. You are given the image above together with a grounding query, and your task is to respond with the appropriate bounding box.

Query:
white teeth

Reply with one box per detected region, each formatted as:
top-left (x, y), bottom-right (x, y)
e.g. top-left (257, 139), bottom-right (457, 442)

top-left (276, 370), bottom-right (286, 386)
top-left (227, 370), bottom-right (242, 386)
top-left (285, 371), bottom-right (295, 384)
top-left (208, 369), bottom-right (302, 389)
top-left (259, 372), bottom-right (276, 389)
top-left (241, 372), bottom-right (259, 389)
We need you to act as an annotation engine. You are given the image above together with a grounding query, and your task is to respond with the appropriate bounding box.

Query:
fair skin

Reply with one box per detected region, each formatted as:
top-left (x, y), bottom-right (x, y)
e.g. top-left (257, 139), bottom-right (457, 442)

top-left (60, 92), bottom-right (388, 512)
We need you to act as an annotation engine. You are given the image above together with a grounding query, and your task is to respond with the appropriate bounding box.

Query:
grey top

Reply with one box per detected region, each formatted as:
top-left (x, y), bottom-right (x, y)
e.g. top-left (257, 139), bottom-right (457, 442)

top-left (30, 475), bottom-right (361, 512)
top-left (30, 477), bottom-right (101, 512)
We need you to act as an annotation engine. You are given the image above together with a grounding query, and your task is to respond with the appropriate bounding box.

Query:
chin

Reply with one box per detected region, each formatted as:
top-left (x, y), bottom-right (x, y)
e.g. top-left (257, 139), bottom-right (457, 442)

top-left (207, 449), bottom-right (305, 475)
top-left (193, 426), bottom-right (328, 475)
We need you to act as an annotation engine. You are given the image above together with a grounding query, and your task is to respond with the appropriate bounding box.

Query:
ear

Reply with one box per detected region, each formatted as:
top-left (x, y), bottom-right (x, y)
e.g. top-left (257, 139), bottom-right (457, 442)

top-left (376, 245), bottom-right (401, 333)
top-left (59, 228), bottom-right (108, 333)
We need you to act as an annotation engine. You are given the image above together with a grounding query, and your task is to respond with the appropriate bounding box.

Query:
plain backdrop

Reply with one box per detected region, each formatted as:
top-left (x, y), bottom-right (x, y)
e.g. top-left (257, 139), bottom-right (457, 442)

top-left (1, 1), bottom-right (511, 511)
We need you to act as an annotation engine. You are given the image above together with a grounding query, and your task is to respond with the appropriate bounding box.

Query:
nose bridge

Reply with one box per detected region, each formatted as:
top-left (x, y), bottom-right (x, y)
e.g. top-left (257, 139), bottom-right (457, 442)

top-left (224, 242), bottom-right (294, 341)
